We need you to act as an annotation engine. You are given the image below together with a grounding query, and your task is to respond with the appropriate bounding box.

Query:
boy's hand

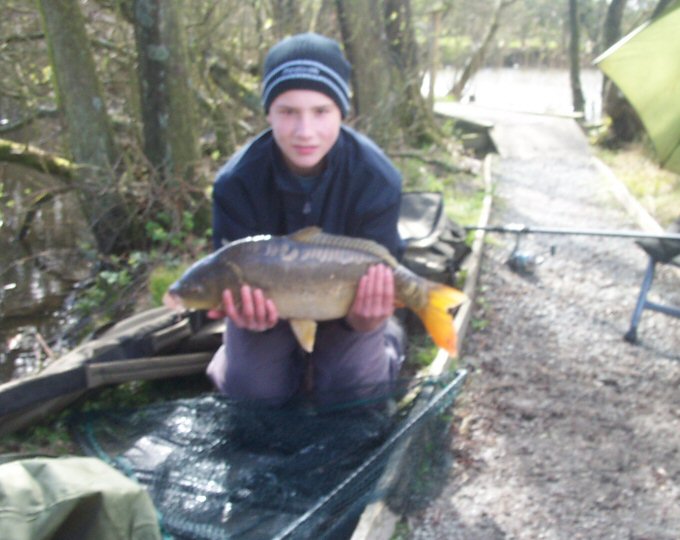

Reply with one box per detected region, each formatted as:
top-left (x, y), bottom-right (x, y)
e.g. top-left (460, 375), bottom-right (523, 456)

top-left (345, 264), bottom-right (395, 333)
top-left (207, 285), bottom-right (279, 331)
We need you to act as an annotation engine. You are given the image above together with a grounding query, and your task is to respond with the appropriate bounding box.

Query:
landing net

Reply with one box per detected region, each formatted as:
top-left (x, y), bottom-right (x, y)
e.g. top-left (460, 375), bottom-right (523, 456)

top-left (71, 371), bottom-right (466, 540)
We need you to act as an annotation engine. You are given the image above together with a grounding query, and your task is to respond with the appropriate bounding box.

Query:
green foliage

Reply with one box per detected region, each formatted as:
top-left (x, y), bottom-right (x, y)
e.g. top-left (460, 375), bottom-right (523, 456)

top-left (391, 519), bottom-right (410, 540)
top-left (81, 381), bottom-right (165, 413)
top-left (148, 264), bottom-right (187, 306)
top-left (438, 35), bottom-right (472, 65)
top-left (471, 317), bottom-right (489, 331)
top-left (72, 251), bottom-right (149, 334)
top-left (470, 288), bottom-right (489, 331)
top-left (70, 196), bottom-right (208, 335)
top-left (0, 376), bottom-right (212, 456)
top-left (145, 210), bottom-right (199, 248)
top-left (408, 334), bottom-right (440, 369)
top-left (454, 267), bottom-right (468, 290)
top-left (0, 414), bottom-right (76, 456)
top-left (445, 180), bottom-right (487, 230)
top-left (506, 36), bottom-right (559, 51)
top-left (401, 158), bottom-right (446, 193)
top-left (144, 206), bottom-right (209, 305)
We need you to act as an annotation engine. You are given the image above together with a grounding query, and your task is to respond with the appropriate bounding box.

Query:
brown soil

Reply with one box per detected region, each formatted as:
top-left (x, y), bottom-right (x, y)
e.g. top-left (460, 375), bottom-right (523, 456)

top-left (406, 110), bottom-right (680, 539)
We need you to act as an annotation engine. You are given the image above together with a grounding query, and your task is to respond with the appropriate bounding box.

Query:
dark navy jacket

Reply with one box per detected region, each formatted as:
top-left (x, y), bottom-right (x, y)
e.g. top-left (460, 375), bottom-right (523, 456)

top-left (212, 126), bottom-right (403, 259)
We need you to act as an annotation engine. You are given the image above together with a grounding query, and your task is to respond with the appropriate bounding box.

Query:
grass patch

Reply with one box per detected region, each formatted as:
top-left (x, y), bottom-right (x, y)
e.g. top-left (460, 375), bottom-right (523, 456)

top-left (393, 137), bottom-right (487, 229)
top-left (595, 142), bottom-right (680, 227)
top-left (444, 177), bottom-right (487, 228)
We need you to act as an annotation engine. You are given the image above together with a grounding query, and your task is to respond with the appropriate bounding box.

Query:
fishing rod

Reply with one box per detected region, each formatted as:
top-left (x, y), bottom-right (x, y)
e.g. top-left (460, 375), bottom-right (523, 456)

top-left (464, 223), bottom-right (680, 274)
top-left (465, 223), bottom-right (680, 242)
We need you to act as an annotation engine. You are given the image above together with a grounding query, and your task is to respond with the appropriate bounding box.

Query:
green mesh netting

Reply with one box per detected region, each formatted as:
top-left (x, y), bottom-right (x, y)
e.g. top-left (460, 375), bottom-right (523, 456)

top-left (71, 372), bottom-right (466, 540)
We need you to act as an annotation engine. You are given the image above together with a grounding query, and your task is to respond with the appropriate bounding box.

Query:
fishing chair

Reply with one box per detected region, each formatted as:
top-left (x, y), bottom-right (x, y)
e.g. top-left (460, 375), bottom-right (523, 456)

top-left (624, 218), bottom-right (680, 344)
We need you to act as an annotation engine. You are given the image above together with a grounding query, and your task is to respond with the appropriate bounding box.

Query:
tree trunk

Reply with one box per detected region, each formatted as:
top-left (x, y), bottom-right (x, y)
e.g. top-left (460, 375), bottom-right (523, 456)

top-left (37, 0), bottom-right (131, 254)
top-left (312, 0), bottom-right (337, 34)
top-left (602, 0), bottom-right (627, 50)
top-left (568, 0), bottom-right (585, 114)
top-left (384, 0), bottom-right (438, 144)
top-left (335, 0), bottom-right (395, 145)
top-left (336, 0), bottom-right (435, 146)
top-left (450, 0), bottom-right (516, 100)
top-left (133, 0), bottom-right (199, 183)
top-left (651, 0), bottom-right (675, 18)
top-left (426, 9), bottom-right (443, 108)
top-left (270, 0), bottom-right (306, 38)
top-left (601, 0), bottom-right (643, 143)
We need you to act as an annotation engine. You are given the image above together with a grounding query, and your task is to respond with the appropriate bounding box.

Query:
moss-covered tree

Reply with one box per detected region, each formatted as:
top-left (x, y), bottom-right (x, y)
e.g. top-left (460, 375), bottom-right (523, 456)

top-left (37, 0), bottom-right (132, 253)
top-left (133, 0), bottom-right (199, 182)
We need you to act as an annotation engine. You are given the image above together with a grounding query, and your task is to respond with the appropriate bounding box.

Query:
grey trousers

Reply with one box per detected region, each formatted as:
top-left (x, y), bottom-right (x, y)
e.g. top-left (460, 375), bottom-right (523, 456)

top-left (206, 317), bottom-right (405, 406)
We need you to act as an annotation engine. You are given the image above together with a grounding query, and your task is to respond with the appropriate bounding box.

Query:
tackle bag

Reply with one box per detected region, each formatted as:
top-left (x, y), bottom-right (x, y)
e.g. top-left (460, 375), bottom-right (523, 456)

top-left (0, 456), bottom-right (161, 540)
top-left (398, 191), bottom-right (471, 285)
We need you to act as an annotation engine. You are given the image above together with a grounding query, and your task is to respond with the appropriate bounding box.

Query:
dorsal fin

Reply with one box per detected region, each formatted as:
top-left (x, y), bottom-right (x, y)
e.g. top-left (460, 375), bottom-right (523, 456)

top-left (288, 227), bottom-right (398, 267)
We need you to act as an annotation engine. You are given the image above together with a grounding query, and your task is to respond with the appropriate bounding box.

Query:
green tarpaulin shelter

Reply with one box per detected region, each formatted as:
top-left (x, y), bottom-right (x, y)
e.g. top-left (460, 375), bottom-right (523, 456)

top-left (595, 0), bottom-right (680, 174)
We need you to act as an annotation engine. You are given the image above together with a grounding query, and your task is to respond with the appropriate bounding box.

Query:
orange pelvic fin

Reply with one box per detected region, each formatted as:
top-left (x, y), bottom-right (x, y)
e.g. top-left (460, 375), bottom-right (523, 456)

top-left (414, 283), bottom-right (467, 356)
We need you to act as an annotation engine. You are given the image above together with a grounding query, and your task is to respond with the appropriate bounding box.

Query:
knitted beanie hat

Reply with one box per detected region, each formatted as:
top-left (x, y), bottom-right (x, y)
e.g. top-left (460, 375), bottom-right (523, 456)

top-left (261, 33), bottom-right (352, 117)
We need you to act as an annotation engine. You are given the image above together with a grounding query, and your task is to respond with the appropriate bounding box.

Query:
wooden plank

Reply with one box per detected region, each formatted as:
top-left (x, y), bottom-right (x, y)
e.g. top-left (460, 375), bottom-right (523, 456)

top-left (86, 352), bottom-right (213, 387)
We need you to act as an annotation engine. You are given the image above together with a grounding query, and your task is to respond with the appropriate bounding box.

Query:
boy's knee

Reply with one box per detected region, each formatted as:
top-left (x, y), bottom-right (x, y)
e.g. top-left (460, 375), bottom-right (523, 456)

top-left (207, 343), bottom-right (302, 405)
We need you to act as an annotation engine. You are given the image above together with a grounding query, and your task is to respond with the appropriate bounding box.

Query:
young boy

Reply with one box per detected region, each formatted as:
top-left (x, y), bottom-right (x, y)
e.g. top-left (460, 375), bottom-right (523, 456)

top-left (206, 33), bottom-right (405, 406)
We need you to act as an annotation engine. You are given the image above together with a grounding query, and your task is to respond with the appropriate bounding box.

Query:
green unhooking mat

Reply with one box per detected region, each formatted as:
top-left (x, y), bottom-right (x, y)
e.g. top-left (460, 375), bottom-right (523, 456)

top-left (0, 456), bottom-right (162, 540)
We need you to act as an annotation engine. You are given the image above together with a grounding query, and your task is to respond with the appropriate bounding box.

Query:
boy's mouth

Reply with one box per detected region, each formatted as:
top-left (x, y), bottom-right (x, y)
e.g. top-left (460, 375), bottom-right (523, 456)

top-left (294, 145), bottom-right (317, 155)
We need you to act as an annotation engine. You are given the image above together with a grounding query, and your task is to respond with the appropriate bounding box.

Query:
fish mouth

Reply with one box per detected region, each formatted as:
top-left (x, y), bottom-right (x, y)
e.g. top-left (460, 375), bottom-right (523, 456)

top-left (163, 291), bottom-right (185, 311)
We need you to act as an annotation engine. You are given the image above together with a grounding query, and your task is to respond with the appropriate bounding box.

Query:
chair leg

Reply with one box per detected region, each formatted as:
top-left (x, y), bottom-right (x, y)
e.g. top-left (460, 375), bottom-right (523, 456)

top-left (624, 257), bottom-right (656, 344)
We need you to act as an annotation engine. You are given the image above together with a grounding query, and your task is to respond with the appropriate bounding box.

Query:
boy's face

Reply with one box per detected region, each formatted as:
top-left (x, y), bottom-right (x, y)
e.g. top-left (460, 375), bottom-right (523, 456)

top-left (267, 89), bottom-right (342, 176)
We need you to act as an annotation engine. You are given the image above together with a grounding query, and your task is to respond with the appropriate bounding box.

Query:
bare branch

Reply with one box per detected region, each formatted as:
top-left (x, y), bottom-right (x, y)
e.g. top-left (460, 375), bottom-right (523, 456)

top-left (0, 107), bottom-right (59, 135)
top-left (1, 32), bottom-right (45, 44)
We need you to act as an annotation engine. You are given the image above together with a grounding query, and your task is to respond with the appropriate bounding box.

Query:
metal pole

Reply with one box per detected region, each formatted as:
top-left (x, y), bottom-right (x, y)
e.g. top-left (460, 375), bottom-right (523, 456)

top-left (465, 224), bottom-right (680, 241)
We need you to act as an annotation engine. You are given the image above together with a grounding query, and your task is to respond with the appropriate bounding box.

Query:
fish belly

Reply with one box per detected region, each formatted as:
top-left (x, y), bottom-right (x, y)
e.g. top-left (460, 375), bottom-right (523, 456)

top-left (269, 279), bottom-right (357, 320)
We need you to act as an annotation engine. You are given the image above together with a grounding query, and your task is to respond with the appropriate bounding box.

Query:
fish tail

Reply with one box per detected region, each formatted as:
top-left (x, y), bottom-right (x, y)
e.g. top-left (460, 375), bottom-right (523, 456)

top-left (414, 283), bottom-right (467, 356)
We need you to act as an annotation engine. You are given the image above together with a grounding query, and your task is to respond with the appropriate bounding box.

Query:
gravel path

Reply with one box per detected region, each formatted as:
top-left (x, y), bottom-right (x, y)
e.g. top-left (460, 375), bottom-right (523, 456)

top-left (408, 110), bottom-right (680, 540)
